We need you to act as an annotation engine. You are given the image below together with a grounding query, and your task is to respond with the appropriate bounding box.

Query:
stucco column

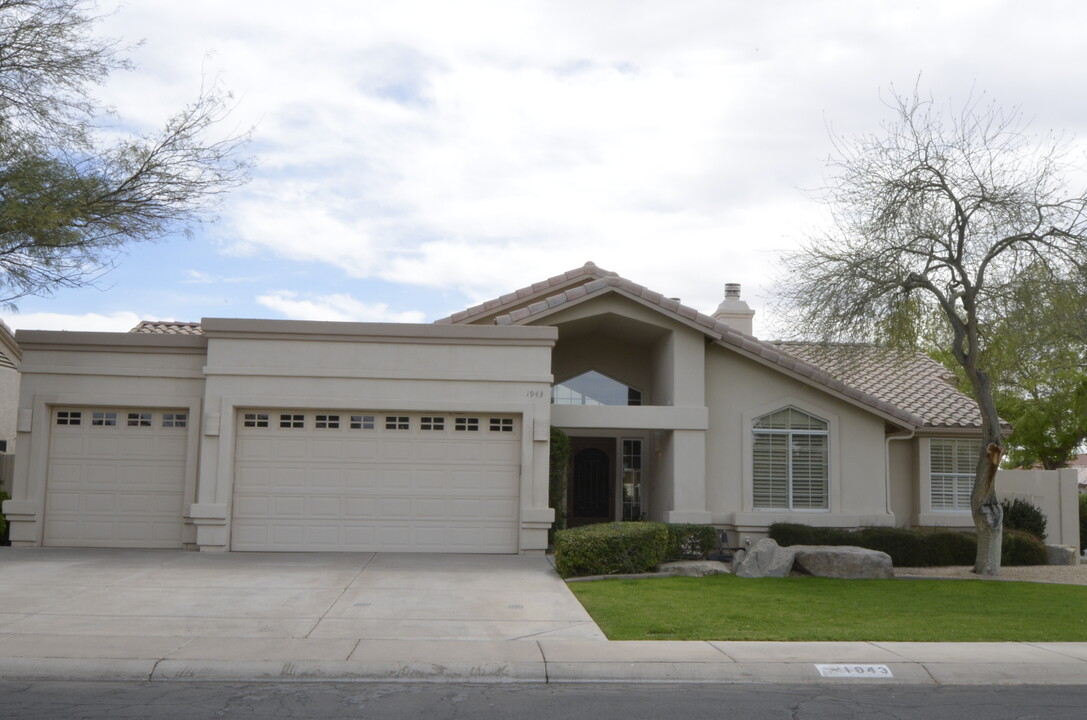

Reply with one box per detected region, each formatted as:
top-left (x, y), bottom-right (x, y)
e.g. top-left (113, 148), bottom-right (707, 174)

top-left (664, 428), bottom-right (712, 524)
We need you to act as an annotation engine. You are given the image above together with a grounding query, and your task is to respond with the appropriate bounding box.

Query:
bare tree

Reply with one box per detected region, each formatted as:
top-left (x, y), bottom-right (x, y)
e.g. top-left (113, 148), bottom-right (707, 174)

top-left (776, 88), bottom-right (1087, 575)
top-left (0, 0), bottom-right (250, 307)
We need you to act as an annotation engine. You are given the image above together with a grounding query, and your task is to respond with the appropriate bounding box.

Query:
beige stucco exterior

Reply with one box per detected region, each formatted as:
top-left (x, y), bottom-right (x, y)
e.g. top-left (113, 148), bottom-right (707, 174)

top-left (5, 321), bottom-right (557, 552)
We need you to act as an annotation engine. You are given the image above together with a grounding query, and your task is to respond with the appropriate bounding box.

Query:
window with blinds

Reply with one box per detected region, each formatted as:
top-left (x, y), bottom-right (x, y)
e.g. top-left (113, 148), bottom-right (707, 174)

top-left (930, 438), bottom-right (980, 511)
top-left (753, 408), bottom-right (829, 510)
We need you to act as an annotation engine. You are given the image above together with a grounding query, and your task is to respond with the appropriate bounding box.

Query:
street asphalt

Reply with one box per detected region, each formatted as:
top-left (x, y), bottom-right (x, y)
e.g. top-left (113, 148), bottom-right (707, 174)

top-left (0, 547), bottom-right (1084, 685)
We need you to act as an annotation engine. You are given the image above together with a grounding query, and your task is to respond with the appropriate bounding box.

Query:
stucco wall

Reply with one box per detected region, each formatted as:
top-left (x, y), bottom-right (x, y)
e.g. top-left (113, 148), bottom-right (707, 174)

top-left (704, 344), bottom-right (894, 542)
top-left (998, 468), bottom-right (1080, 549)
top-left (193, 320), bottom-right (557, 551)
top-left (887, 436), bottom-right (918, 526)
top-left (5, 333), bottom-right (207, 546)
top-left (4, 322), bottom-right (558, 553)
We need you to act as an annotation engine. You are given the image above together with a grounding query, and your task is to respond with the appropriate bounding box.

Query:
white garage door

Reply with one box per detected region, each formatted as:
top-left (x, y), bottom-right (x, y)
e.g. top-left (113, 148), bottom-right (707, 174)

top-left (231, 410), bottom-right (521, 552)
top-left (44, 408), bottom-right (189, 548)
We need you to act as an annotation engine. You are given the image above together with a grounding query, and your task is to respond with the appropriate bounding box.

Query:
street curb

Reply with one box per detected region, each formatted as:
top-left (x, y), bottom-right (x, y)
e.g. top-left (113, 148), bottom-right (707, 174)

top-left (2, 656), bottom-right (1086, 685)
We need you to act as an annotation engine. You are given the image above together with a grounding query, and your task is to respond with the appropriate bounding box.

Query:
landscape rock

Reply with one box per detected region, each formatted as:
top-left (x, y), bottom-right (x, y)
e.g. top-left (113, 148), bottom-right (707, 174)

top-left (791, 545), bottom-right (893, 579)
top-left (730, 548), bottom-right (746, 572)
top-left (656, 560), bottom-right (732, 577)
top-left (735, 538), bottom-right (795, 578)
top-left (1046, 545), bottom-right (1080, 566)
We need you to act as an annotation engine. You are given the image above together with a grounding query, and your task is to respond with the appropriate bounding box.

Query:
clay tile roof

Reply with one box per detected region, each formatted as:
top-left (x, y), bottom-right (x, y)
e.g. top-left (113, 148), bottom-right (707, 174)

top-left (434, 261), bottom-right (616, 324)
top-left (130, 321), bottom-right (204, 335)
top-left (774, 343), bottom-right (983, 429)
top-left (446, 262), bottom-right (983, 429)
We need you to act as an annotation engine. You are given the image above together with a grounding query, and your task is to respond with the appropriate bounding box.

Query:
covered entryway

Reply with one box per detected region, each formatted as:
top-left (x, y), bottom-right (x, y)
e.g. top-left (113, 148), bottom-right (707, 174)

top-left (43, 407), bottom-right (189, 548)
top-left (231, 410), bottom-right (521, 552)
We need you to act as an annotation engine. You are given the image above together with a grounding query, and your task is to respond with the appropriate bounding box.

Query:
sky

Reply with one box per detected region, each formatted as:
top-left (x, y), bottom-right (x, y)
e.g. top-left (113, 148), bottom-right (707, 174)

top-left (4, 0), bottom-right (1087, 338)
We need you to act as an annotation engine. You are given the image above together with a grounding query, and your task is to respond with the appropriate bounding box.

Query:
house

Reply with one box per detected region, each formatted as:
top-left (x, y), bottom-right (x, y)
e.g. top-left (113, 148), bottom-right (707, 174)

top-left (0, 320), bottom-right (19, 492)
top-left (2, 262), bottom-right (996, 553)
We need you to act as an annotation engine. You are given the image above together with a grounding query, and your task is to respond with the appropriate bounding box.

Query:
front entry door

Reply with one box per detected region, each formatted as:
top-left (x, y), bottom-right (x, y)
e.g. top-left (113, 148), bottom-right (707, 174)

top-left (568, 437), bottom-right (615, 527)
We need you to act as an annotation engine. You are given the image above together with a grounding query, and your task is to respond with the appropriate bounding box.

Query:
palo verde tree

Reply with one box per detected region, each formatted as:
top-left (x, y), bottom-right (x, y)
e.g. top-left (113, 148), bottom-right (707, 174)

top-left (981, 266), bottom-right (1087, 470)
top-left (0, 0), bottom-right (250, 307)
top-left (776, 89), bottom-right (1087, 576)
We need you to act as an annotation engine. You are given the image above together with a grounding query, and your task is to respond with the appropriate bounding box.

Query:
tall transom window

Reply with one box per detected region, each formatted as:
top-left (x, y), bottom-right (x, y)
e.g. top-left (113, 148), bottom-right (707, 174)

top-left (552, 370), bottom-right (642, 406)
top-left (752, 407), bottom-right (829, 510)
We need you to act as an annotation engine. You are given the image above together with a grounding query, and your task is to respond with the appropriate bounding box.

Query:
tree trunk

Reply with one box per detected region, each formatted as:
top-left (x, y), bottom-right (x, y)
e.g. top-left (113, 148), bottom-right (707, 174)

top-left (972, 442), bottom-right (1003, 575)
top-left (967, 365), bottom-right (1005, 576)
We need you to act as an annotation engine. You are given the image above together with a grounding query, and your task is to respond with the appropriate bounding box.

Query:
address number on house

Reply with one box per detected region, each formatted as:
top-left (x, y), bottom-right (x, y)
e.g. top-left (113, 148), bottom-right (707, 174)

top-left (814, 664), bottom-right (893, 678)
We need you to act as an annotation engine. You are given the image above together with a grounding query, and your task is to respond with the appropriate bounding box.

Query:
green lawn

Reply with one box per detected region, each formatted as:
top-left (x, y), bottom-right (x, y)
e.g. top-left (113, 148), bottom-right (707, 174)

top-left (568, 574), bottom-right (1087, 641)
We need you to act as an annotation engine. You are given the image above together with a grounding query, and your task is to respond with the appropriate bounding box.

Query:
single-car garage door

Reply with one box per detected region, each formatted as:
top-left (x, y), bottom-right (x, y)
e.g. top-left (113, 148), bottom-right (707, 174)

top-left (44, 407), bottom-right (189, 548)
top-left (231, 410), bottom-right (520, 552)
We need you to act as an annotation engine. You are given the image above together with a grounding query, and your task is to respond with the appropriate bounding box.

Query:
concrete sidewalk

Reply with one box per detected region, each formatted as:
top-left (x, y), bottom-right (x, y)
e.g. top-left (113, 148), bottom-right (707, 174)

top-left (1, 548), bottom-right (1085, 685)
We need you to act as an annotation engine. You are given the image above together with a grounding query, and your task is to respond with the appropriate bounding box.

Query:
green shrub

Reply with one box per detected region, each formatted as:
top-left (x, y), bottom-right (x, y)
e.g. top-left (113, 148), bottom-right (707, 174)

top-left (554, 522), bottom-right (670, 578)
top-left (769, 522), bottom-right (1046, 567)
top-left (0, 490), bottom-right (8, 543)
top-left (1002, 529), bottom-right (1049, 566)
top-left (854, 527), bottom-right (930, 567)
top-left (666, 523), bottom-right (718, 560)
top-left (547, 428), bottom-right (570, 547)
top-left (920, 530), bottom-right (977, 567)
top-left (768, 523), bottom-right (853, 547)
top-left (1000, 497), bottom-right (1047, 541)
top-left (1079, 494), bottom-right (1087, 553)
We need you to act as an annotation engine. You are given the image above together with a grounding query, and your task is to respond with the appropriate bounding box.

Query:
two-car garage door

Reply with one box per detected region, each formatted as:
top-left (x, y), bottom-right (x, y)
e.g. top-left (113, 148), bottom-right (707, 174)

top-left (43, 407), bottom-right (522, 553)
top-left (230, 410), bottom-right (521, 553)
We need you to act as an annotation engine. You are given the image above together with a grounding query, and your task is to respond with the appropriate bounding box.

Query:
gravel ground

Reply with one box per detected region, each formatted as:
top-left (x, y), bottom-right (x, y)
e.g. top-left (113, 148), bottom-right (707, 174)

top-left (896, 563), bottom-right (1087, 585)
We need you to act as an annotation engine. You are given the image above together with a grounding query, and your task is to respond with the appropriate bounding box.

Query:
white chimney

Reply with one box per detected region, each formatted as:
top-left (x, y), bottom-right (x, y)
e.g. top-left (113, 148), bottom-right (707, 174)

top-left (712, 283), bottom-right (755, 335)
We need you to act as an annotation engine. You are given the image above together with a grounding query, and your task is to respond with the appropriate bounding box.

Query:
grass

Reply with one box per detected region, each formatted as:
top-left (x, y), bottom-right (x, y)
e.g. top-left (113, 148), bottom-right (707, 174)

top-left (568, 574), bottom-right (1087, 642)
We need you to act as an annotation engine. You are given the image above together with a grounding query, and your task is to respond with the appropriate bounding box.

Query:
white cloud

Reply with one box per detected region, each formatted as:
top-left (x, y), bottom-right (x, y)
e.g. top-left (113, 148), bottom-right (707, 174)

top-left (256, 291), bottom-right (426, 324)
top-left (57, 0), bottom-right (1087, 336)
top-left (2, 311), bottom-right (144, 333)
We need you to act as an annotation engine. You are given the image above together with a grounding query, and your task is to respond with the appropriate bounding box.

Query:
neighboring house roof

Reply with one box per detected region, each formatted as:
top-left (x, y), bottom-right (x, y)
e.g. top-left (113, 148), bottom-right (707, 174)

top-left (130, 321), bottom-right (204, 335)
top-left (774, 343), bottom-right (983, 429)
top-left (0, 319), bottom-right (20, 370)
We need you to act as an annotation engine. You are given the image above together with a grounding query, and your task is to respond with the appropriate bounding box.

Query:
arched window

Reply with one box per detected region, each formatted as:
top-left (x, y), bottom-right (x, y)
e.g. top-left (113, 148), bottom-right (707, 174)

top-left (552, 370), bottom-right (642, 406)
top-left (752, 407), bottom-right (829, 510)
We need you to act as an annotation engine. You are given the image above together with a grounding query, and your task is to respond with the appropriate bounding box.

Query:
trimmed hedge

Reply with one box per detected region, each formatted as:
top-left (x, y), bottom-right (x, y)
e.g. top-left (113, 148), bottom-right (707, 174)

top-left (667, 523), bottom-right (719, 560)
top-left (554, 522), bottom-right (670, 578)
top-left (1002, 529), bottom-right (1049, 566)
top-left (769, 523), bottom-right (1047, 567)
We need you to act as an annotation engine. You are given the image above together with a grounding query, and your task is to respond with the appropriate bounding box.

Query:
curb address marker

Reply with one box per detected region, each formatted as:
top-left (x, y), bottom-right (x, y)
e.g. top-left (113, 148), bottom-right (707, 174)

top-left (815, 664), bottom-right (893, 678)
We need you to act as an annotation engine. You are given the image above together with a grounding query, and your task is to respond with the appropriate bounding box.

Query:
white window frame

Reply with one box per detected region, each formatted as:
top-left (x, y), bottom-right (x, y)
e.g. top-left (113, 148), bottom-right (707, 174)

top-left (928, 438), bottom-right (981, 512)
top-left (751, 407), bottom-right (830, 510)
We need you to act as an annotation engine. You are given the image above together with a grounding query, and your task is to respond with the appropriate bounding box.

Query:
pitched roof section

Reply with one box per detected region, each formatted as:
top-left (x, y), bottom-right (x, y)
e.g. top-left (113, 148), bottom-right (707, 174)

top-left (488, 273), bottom-right (934, 429)
top-left (434, 261), bottom-right (616, 325)
top-left (130, 321), bottom-right (204, 335)
top-left (775, 343), bottom-right (983, 429)
top-left (0, 319), bottom-right (19, 370)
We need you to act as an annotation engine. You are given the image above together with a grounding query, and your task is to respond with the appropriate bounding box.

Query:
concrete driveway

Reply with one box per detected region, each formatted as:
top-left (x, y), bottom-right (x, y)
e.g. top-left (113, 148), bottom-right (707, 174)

top-left (0, 548), bottom-right (605, 642)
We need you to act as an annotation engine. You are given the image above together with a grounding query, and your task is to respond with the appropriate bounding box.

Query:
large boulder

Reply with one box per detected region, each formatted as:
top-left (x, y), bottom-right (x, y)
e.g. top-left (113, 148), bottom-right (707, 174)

top-left (735, 538), bottom-right (796, 578)
top-left (791, 545), bottom-right (893, 579)
top-left (1046, 545), bottom-right (1080, 566)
